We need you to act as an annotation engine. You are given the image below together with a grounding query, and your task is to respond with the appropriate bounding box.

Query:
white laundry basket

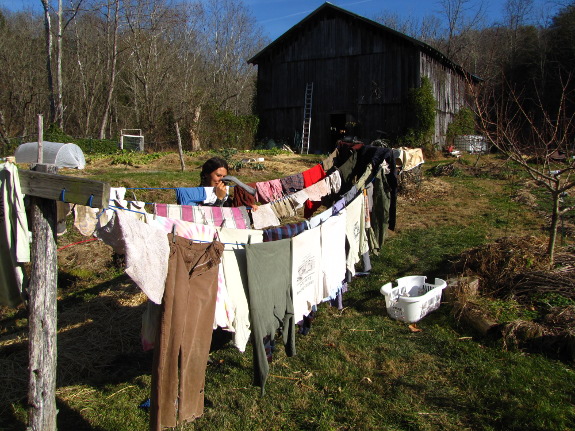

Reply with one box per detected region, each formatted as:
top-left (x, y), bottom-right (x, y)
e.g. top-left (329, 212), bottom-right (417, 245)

top-left (380, 276), bottom-right (447, 323)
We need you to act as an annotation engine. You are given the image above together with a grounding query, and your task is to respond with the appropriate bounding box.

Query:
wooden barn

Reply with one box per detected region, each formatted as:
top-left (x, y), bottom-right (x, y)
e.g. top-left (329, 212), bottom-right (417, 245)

top-left (248, 2), bottom-right (480, 153)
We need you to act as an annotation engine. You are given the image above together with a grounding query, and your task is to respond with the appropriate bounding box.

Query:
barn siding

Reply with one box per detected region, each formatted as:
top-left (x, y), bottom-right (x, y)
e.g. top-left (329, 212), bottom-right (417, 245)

top-left (251, 4), bottom-right (474, 153)
top-left (420, 53), bottom-right (469, 148)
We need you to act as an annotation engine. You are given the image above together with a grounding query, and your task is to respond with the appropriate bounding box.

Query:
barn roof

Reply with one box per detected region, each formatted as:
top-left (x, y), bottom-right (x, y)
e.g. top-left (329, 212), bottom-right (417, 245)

top-left (248, 2), bottom-right (481, 83)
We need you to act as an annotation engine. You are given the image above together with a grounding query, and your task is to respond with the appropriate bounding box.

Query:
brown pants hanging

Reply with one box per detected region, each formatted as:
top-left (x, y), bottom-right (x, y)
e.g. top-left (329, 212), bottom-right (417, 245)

top-left (150, 235), bottom-right (223, 430)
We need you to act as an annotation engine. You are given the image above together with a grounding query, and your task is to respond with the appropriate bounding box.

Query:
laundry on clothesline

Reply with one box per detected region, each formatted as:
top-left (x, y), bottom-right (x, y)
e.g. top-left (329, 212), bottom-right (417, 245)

top-left (88, 141), bottom-right (402, 409)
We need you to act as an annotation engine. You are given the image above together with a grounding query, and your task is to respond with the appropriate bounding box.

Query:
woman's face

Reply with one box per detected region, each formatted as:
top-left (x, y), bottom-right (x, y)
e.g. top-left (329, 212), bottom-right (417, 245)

top-left (207, 167), bottom-right (228, 186)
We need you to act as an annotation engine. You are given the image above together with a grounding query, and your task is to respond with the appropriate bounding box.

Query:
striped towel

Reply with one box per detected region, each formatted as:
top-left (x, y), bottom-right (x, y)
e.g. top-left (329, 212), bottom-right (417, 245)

top-left (153, 203), bottom-right (250, 229)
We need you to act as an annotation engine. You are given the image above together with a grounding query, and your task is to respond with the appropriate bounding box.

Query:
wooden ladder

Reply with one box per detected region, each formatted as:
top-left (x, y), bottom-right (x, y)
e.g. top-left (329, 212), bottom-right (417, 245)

top-left (301, 82), bottom-right (313, 154)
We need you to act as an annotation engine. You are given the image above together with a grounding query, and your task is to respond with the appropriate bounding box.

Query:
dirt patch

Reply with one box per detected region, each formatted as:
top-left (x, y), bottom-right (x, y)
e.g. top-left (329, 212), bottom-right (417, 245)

top-left (395, 175), bottom-right (503, 233)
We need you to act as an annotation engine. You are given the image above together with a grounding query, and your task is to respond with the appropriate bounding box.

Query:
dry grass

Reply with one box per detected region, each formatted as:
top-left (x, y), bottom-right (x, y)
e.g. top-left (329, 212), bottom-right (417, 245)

top-left (453, 236), bottom-right (550, 291)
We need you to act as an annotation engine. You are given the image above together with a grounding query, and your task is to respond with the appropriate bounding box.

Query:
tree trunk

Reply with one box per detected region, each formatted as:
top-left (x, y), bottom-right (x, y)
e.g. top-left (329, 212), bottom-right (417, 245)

top-left (0, 111), bottom-right (11, 153)
top-left (547, 191), bottom-right (560, 267)
top-left (41, 0), bottom-right (56, 125)
top-left (55, 0), bottom-right (64, 130)
top-left (27, 163), bottom-right (59, 431)
top-left (99, 0), bottom-right (120, 140)
top-left (190, 105), bottom-right (201, 151)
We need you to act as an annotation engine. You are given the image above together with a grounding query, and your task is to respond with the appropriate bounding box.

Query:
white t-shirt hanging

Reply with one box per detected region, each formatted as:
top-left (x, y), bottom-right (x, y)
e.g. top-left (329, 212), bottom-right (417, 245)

top-left (320, 210), bottom-right (347, 300)
top-left (217, 226), bottom-right (264, 352)
top-left (291, 227), bottom-right (322, 323)
top-left (345, 194), bottom-right (365, 276)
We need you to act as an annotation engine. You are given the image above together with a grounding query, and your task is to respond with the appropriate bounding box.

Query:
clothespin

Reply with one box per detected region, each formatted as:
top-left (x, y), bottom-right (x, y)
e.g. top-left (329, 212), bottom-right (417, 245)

top-left (171, 224), bottom-right (177, 243)
top-left (60, 188), bottom-right (67, 203)
top-left (213, 229), bottom-right (221, 242)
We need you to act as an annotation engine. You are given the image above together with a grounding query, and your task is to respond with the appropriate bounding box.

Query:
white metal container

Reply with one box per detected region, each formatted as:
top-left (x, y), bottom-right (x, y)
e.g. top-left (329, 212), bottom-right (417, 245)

top-left (380, 276), bottom-right (447, 323)
top-left (453, 135), bottom-right (488, 154)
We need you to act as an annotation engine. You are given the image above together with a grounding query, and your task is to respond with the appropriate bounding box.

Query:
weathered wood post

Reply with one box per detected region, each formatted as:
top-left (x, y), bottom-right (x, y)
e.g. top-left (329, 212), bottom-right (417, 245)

top-left (175, 122), bottom-right (186, 172)
top-left (37, 115), bottom-right (43, 164)
top-left (27, 163), bottom-right (58, 431)
top-left (28, 117), bottom-right (56, 431)
top-left (18, 122), bottom-right (109, 429)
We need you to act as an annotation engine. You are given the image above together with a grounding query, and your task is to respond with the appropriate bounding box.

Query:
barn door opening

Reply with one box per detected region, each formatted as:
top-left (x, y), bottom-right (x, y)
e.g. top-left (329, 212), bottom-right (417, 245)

top-left (330, 113), bottom-right (347, 148)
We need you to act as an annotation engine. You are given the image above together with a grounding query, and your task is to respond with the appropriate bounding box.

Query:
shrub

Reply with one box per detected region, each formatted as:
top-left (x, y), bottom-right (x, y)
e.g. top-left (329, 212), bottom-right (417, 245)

top-left (446, 107), bottom-right (476, 144)
top-left (44, 124), bottom-right (118, 154)
top-left (204, 109), bottom-right (259, 149)
top-left (400, 76), bottom-right (436, 152)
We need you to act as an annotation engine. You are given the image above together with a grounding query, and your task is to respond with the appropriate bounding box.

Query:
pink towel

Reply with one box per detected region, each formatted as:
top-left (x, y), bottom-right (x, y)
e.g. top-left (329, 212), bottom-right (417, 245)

top-left (255, 179), bottom-right (284, 203)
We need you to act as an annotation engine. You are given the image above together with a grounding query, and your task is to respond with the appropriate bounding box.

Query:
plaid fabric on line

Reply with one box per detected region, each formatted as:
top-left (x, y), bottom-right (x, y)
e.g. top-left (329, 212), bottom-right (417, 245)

top-left (262, 221), bottom-right (308, 242)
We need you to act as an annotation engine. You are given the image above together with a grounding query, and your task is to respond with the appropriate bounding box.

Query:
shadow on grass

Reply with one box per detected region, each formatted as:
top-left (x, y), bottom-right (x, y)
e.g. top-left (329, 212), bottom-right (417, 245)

top-left (0, 272), bottom-right (251, 429)
top-left (0, 274), bottom-right (150, 426)
top-left (0, 399), bottom-right (26, 431)
top-left (57, 398), bottom-right (107, 431)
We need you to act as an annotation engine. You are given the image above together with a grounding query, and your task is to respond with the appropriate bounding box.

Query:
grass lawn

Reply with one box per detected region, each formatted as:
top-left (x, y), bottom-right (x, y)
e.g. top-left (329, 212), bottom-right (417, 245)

top-left (1, 152), bottom-right (574, 431)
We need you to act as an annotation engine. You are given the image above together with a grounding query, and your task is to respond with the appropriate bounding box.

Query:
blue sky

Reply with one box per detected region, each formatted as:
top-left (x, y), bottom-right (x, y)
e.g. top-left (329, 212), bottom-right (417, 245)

top-left (247, 0), bottom-right (563, 40)
top-left (250, 0), bottom-right (447, 38)
top-left (1, 0), bottom-right (563, 41)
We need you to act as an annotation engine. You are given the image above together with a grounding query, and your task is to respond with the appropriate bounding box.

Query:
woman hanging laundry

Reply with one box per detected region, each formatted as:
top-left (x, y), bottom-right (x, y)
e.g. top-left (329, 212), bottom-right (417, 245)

top-left (199, 157), bottom-right (231, 206)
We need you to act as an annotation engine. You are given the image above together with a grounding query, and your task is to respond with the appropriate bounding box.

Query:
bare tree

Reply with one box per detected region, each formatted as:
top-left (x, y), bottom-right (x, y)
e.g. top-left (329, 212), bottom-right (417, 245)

top-left (122, 0), bottom-right (187, 145)
top-left (200, 0), bottom-right (264, 113)
top-left (98, 0), bottom-right (121, 139)
top-left (504, 0), bottom-right (534, 30)
top-left (0, 11), bottom-right (46, 137)
top-left (40, 0), bottom-right (56, 125)
top-left (437, 0), bottom-right (487, 64)
top-left (373, 10), bottom-right (443, 43)
top-left (40, 0), bottom-right (84, 130)
top-left (473, 76), bottom-right (575, 265)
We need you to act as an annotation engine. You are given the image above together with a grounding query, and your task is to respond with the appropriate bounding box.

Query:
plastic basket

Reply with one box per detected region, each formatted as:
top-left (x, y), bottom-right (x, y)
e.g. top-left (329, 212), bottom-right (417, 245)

top-left (380, 276), bottom-right (447, 323)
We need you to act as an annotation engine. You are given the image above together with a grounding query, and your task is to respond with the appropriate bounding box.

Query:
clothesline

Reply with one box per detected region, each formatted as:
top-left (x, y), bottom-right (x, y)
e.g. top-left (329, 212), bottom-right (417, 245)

top-left (107, 205), bottom-right (249, 246)
top-left (125, 186), bottom-right (237, 190)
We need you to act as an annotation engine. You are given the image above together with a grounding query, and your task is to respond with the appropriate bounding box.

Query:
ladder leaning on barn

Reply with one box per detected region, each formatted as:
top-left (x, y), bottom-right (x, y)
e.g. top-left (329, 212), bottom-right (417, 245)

top-left (300, 82), bottom-right (314, 154)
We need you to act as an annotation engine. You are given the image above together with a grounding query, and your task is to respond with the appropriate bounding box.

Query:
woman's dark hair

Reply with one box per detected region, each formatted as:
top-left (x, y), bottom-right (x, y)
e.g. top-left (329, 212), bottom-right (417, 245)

top-left (200, 157), bottom-right (229, 185)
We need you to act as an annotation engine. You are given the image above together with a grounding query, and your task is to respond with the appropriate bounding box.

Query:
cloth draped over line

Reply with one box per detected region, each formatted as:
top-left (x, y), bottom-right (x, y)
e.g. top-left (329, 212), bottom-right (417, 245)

top-left (175, 187), bottom-right (207, 206)
top-left (291, 227), bottom-right (322, 323)
top-left (255, 179), bottom-right (284, 204)
top-left (93, 142), bottom-right (397, 308)
top-left (217, 226), bottom-right (264, 352)
top-left (245, 238), bottom-right (295, 396)
top-left (150, 235), bottom-right (223, 430)
top-left (153, 203), bottom-right (250, 229)
top-left (302, 164), bottom-right (327, 218)
top-left (395, 147), bottom-right (425, 172)
top-left (96, 209), bottom-right (169, 305)
top-left (0, 162), bottom-right (30, 307)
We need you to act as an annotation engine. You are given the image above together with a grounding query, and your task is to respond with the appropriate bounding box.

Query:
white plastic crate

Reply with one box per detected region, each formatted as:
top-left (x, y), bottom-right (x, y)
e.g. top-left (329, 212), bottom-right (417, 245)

top-left (380, 275), bottom-right (447, 323)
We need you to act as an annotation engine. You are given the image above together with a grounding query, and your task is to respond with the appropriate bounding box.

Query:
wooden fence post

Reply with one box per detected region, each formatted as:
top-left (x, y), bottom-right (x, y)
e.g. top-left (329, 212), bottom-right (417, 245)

top-left (37, 115), bottom-right (43, 164)
top-left (175, 122), bottom-right (186, 172)
top-left (27, 163), bottom-right (58, 431)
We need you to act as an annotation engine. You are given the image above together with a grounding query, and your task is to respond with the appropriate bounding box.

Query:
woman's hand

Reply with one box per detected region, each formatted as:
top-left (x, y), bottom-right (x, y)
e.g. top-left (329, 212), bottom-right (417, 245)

top-left (214, 181), bottom-right (227, 200)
